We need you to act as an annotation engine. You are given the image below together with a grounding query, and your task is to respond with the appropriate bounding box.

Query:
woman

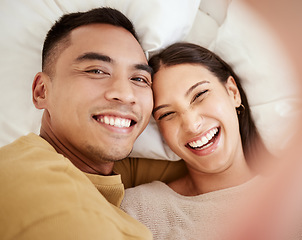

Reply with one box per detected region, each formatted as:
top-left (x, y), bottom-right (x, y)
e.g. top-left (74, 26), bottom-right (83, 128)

top-left (121, 42), bottom-right (270, 240)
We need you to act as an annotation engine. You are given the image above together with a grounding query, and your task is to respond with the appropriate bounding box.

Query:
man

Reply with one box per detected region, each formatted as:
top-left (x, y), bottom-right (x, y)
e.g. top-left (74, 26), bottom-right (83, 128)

top-left (0, 7), bottom-right (155, 239)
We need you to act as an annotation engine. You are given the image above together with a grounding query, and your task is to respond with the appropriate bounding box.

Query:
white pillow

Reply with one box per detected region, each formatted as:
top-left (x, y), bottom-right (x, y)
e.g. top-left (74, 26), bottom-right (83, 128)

top-left (209, 0), bottom-right (301, 154)
top-left (0, 0), bottom-right (200, 161)
top-left (0, 0), bottom-right (299, 160)
top-left (133, 0), bottom-right (301, 159)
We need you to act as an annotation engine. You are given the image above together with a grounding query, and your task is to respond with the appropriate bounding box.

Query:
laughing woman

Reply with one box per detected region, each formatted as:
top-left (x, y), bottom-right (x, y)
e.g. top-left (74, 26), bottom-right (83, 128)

top-left (121, 43), bottom-right (270, 240)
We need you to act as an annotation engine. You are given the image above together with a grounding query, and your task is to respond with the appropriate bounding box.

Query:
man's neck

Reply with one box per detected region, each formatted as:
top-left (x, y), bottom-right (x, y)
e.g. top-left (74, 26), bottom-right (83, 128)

top-left (39, 111), bottom-right (114, 176)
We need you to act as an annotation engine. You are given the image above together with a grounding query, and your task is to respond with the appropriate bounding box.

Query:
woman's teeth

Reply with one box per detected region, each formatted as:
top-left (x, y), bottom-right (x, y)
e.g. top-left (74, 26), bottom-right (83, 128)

top-left (188, 128), bottom-right (218, 149)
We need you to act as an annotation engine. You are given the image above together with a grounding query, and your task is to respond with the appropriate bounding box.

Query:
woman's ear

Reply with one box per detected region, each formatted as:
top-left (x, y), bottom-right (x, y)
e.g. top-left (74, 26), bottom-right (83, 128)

top-left (32, 72), bottom-right (50, 109)
top-left (225, 76), bottom-right (241, 107)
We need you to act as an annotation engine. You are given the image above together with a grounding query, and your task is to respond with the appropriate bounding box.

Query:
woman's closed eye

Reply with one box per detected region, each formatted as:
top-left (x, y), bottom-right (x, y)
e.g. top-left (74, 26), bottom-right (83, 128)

top-left (191, 90), bottom-right (208, 103)
top-left (158, 111), bottom-right (175, 121)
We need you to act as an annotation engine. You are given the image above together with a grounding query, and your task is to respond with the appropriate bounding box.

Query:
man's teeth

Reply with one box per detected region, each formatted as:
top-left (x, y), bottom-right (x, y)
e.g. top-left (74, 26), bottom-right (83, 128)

top-left (97, 116), bottom-right (131, 128)
top-left (188, 128), bottom-right (218, 149)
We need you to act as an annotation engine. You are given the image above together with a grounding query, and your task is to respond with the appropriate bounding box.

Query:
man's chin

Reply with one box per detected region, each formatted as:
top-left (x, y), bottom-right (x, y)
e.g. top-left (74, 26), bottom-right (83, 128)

top-left (86, 144), bottom-right (133, 163)
top-left (104, 148), bottom-right (133, 163)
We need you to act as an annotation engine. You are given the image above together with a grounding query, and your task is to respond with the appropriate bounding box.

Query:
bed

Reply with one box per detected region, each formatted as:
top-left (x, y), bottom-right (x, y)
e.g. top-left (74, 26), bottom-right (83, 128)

top-left (0, 0), bottom-right (301, 161)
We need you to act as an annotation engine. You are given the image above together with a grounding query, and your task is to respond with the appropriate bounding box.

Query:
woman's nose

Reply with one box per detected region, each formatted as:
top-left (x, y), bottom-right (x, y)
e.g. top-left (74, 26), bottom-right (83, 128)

top-left (181, 110), bottom-right (203, 134)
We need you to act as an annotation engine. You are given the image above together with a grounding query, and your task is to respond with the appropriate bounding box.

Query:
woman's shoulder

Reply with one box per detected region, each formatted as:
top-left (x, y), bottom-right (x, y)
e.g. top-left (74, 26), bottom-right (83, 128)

top-left (125, 181), bottom-right (168, 195)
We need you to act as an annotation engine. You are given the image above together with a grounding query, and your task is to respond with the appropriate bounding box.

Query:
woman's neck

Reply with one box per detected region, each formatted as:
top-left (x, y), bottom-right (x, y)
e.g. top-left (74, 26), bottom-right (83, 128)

top-left (168, 160), bottom-right (255, 196)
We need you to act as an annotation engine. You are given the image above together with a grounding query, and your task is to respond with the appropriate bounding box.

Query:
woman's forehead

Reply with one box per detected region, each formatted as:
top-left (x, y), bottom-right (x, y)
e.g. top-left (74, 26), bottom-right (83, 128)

top-left (153, 64), bottom-right (217, 89)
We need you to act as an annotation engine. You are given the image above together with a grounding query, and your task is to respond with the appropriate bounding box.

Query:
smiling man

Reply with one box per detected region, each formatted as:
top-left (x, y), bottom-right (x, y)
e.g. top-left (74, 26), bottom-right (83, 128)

top-left (0, 8), bottom-right (154, 240)
top-left (35, 23), bottom-right (153, 175)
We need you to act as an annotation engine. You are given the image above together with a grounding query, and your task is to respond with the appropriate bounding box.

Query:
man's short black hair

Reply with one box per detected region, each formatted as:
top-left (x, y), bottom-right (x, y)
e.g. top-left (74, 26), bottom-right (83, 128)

top-left (42, 7), bottom-right (138, 75)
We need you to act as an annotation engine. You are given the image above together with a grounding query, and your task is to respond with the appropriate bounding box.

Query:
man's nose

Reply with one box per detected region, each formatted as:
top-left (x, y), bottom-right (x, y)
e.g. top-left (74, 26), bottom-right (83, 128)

top-left (104, 77), bottom-right (136, 104)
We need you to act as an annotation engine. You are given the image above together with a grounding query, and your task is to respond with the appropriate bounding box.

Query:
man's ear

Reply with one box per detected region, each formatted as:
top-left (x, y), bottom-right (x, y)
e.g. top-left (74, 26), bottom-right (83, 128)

top-left (225, 76), bottom-right (241, 107)
top-left (32, 72), bottom-right (50, 109)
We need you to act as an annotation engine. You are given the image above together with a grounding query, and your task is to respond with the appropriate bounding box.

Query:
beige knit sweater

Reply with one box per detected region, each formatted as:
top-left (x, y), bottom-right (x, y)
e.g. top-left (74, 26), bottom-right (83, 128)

top-left (121, 179), bottom-right (258, 240)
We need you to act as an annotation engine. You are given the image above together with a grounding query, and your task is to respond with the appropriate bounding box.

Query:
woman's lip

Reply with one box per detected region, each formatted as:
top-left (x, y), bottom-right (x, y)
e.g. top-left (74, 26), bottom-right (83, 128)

top-left (186, 127), bottom-right (219, 146)
top-left (186, 127), bottom-right (221, 156)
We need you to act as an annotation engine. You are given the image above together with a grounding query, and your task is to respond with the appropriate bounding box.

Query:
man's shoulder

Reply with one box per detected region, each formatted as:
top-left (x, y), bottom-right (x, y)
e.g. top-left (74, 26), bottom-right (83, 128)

top-left (0, 133), bottom-right (98, 209)
top-left (0, 133), bottom-right (55, 154)
top-left (0, 133), bottom-right (65, 171)
top-left (0, 134), bottom-right (129, 239)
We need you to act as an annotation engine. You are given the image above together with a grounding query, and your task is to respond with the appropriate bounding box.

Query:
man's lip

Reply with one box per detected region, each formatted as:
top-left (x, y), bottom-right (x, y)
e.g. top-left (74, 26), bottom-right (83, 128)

top-left (92, 111), bottom-right (138, 122)
top-left (92, 113), bottom-right (138, 127)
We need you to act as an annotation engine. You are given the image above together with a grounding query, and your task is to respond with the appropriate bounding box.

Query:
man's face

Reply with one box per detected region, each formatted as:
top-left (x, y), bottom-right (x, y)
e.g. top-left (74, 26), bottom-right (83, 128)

top-left (43, 24), bottom-right (153, 165)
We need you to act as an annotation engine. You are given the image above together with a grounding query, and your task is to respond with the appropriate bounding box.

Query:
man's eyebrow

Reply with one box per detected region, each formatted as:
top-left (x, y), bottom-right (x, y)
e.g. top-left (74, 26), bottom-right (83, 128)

top-left (185, 80), bottom-right (209, 97)
top-left (134, 64), bottom-right (153, 75)
top-left (74, 52), bottom-right (152, 75)
top-left (75, 52), bottom-right (112, 63)
top-left (152, 104), bottom-right (170, 115)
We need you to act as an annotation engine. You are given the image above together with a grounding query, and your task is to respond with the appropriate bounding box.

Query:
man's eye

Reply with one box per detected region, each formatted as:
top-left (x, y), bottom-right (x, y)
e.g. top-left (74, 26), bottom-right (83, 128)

top-left (85, 69), bottom-right (105, 74)
top-left (131, 77), bottom-right (151, 87)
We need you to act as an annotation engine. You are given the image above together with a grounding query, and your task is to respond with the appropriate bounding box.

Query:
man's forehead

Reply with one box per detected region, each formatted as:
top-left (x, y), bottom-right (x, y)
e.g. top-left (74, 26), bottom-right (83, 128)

top-left (71, 23), bottom-right (134, 41)
top-left (69, 24), bottom-right (145, 58)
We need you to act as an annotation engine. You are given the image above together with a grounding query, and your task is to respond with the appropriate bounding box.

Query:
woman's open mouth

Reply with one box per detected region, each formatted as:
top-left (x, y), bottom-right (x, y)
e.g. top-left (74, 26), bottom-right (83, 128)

top-left (186, 127), bottom-right (220, 150)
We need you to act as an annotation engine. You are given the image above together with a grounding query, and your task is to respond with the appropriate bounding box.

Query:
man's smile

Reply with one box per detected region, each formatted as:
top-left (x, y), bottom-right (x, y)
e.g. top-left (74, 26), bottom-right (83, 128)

top-left (93, 115), bottom-right (136, 128)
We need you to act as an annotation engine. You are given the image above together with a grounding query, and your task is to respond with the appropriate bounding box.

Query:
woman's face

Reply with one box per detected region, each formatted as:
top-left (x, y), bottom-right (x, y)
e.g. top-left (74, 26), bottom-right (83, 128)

top-left (152, 63), bottom-right (244, 174)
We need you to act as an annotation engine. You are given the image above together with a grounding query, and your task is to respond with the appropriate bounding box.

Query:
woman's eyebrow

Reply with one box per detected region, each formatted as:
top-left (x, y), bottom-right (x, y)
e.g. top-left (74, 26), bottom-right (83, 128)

top-left (153, 81), bottom-right (209, 115)
top-left (185, 80), bottom-right (209, 97)
top-left (152, 104), bottom-right (170, 115)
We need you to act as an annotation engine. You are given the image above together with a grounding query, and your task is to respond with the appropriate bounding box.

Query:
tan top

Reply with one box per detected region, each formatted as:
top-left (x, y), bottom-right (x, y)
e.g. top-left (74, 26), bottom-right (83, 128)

top-left (121, 179), bottom-right (260, 240)
top-left (0, 133), bottom-right (152, 240)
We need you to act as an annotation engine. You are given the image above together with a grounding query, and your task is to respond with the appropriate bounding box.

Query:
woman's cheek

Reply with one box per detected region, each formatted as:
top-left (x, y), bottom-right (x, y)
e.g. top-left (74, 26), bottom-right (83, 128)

top-left (162, 123), bottom-right (179, 145)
